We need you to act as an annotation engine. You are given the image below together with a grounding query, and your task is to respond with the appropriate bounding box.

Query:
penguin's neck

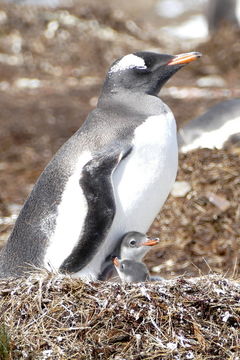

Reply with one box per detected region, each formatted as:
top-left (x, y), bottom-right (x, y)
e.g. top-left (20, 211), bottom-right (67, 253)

top-left (98, 90), bottom-right (165, 118)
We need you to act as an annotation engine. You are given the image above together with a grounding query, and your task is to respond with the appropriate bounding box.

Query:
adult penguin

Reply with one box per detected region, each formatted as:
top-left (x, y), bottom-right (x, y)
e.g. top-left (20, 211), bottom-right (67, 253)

top-left (178, 98), bottom-right (240, 152)
top-left (0, 51), bottom-right (201, 279)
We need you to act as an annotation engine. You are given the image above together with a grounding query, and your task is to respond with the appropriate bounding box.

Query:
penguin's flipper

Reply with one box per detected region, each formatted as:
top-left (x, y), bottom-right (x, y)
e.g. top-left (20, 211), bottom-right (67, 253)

top-left (60, 144), bottom-right (132, 273)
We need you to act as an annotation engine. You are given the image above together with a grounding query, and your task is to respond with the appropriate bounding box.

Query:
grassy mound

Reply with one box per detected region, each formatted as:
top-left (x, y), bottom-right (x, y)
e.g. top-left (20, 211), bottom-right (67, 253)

top-left (0, 273), bottom-right (239, 359)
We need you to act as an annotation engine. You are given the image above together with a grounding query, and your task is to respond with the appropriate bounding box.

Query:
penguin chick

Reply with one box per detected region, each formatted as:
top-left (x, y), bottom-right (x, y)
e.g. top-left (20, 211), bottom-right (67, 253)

top-left (120, 231), bottom-right (159, 261)
top-left (99, 231), bottom-right (159, 280)
top-left (112, 257), bottom-right (149, 282)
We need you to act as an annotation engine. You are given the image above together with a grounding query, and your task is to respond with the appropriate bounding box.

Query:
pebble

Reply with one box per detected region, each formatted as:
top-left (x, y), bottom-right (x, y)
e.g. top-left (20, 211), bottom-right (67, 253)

top-left (171, 181), bottom-right (191, 197)
top-left (197, 75), bottom-right (226, 88)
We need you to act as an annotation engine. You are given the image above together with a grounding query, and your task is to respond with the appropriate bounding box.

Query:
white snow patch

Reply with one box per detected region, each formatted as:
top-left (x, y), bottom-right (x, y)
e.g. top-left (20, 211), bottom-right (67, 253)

top-left (177, 334), bottom-right (191, 348)
top-left (167, 342), bottom-right (177, 350)
top-left (222, 311), bottom-right (231, 322)
top-left (140, 284), bottom-right (151, 300)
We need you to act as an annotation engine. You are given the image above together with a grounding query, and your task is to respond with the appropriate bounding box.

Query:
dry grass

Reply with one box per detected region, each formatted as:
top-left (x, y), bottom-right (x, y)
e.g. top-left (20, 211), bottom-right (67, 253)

top-left (147, 148), bottom-right (240, 279)
top-left (0, 272), bottom-right (239, 359)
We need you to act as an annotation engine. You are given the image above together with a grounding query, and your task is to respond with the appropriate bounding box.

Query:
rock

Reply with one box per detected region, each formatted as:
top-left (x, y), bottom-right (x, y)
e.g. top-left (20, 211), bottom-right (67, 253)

top-left (206, 192), bottom-right (231, 211)
top-left (197, 75), bottom-right (226, 88)
top-left (171, 181), bottom-right (191, 197)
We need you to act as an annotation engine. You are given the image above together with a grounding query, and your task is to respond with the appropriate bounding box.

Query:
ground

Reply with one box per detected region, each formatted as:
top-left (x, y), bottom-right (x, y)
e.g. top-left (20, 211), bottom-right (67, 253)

top-left (0, 272), bottom-right (240, 359)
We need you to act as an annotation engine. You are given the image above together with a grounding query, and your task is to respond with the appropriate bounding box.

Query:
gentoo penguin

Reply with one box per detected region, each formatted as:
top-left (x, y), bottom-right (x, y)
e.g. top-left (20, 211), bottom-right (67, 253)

top-left (206, 0), bottom-right (239, 32)
top-left (113, 257), bottom-right (149, 282)
top-left (99, 231), bottom-right (159, 280)
top-left (120, 231), bottom-right (159, 261)
top-left (0, 51), bottom-right (201, 280)
top-left (178, 99), bottom-right (240, 153)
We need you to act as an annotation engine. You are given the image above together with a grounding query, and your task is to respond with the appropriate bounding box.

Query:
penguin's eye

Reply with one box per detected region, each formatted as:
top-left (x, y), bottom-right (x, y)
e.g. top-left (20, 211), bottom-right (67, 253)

top-left (129, 240), bottom-right (136, 247)
top-left (121, 264), bottom-right (125, 270)
top-left (135, 67), bottom-right (151, 74)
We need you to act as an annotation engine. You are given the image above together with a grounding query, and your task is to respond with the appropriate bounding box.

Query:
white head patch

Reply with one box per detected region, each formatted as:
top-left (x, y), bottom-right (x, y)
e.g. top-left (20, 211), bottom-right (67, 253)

top-left (109, 54), bottom-right (147, 73)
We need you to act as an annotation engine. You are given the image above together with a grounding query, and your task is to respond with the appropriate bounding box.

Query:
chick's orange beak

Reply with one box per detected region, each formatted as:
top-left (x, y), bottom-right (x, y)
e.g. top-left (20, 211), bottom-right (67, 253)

top-left (141, 237), bottom-right (160, 247)
top-left (168, 52), bottom-right (202, 66)
top-left (112, 257), bottom-right (120, 267)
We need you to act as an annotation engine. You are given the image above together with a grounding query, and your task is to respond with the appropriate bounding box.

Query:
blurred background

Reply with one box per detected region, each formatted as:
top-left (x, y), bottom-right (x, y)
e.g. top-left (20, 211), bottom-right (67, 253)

top-left (0, 0), bottom-right (239, 278)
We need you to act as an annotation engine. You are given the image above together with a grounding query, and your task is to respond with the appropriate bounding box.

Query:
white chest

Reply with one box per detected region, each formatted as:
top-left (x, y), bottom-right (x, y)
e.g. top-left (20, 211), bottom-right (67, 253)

top-left (113, 111), bottom-right (178, 230)
top-left (77, 110), bottom-right (178, 280)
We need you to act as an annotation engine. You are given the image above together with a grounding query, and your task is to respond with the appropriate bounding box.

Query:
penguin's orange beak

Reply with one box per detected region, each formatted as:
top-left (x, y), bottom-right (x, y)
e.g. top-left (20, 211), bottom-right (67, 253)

top-left (112, 257), bottom-right (120, 267)
top-left (141, 237), bottom-right (160, 247)
top-left (168, 52), bottom-right (202, 66)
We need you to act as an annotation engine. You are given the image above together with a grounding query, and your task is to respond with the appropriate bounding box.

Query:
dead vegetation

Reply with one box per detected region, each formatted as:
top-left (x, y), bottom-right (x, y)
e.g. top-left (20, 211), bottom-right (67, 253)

top-left (147, 148), bottom-right (240, 279)
top-left (0, 272), bottom-right (239, 359)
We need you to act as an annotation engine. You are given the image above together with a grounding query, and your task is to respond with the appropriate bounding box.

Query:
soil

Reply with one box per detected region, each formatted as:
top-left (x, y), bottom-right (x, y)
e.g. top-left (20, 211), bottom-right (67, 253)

top-left (0, 1), bottom-right (239, 278)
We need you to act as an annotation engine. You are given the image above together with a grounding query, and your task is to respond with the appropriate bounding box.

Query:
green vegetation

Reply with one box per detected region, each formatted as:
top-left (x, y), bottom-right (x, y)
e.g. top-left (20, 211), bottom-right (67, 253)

top-left (0, 322), bottom-right (10, 360)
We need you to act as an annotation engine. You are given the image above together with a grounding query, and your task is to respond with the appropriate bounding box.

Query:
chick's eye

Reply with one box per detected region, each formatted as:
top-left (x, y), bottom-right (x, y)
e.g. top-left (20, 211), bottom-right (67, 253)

top-left (121, 264), bottom-right (125, 270)
top-left (129, 240), bottom-right (136, 246)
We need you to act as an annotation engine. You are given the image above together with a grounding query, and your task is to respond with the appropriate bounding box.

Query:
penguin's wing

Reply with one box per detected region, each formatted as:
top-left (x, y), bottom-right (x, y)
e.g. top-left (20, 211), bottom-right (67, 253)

top-left (60, 144), bottom-right (132, 273)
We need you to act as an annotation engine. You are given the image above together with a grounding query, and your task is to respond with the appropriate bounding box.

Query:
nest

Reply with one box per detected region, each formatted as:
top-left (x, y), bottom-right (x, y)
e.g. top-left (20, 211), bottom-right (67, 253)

top-left (0, 272), bottom-right (239, 359)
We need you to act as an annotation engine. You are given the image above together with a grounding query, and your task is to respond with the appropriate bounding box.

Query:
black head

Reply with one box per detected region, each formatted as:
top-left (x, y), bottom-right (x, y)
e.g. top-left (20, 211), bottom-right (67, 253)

top-left (102, 51), bottom-right (202, 96)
